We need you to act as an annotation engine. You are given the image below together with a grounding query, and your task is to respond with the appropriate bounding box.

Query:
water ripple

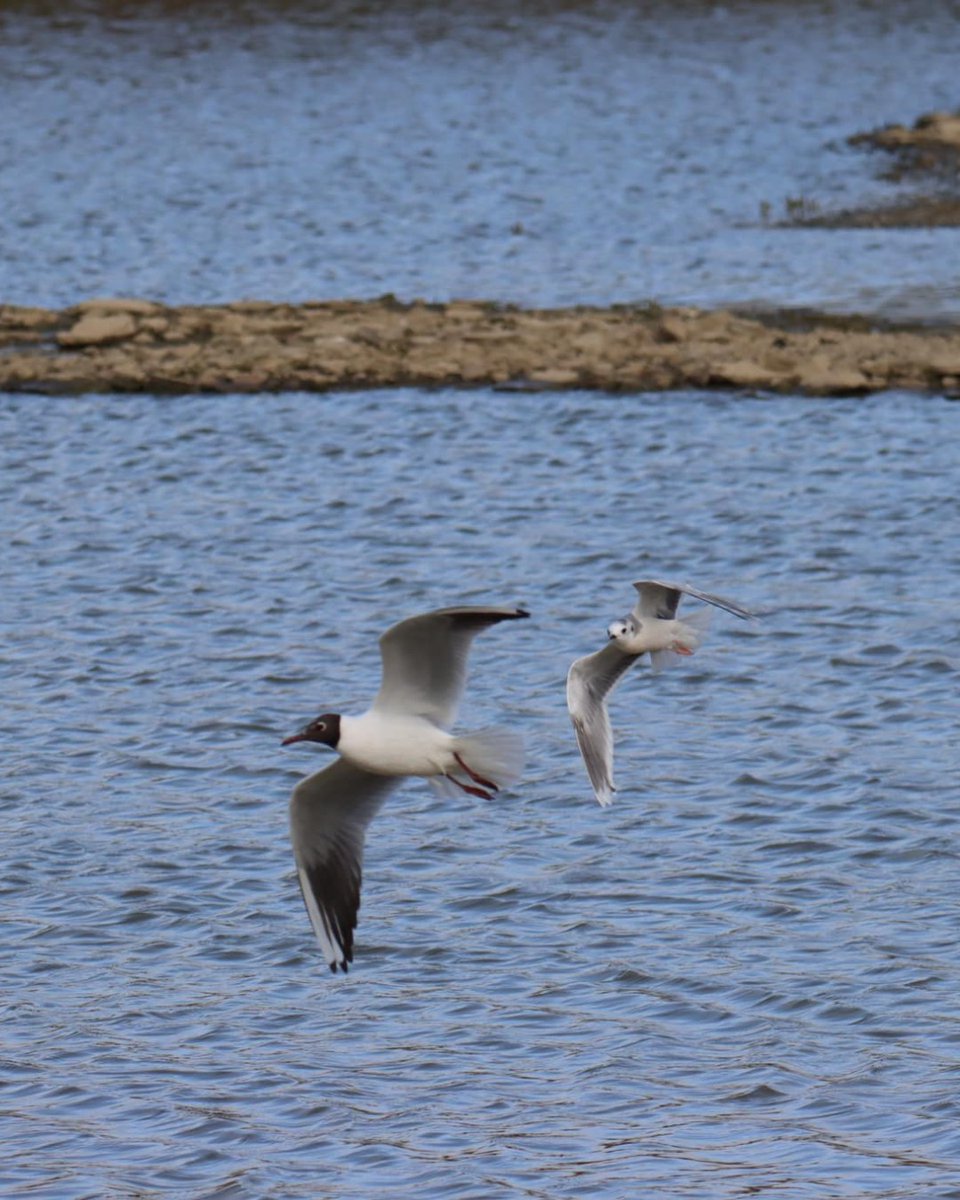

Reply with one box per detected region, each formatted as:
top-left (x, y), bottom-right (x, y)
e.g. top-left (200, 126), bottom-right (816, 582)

top-left (2, 389), bottom-right (960, 1196)
top-left (1, 3), bottom-right (960, 318)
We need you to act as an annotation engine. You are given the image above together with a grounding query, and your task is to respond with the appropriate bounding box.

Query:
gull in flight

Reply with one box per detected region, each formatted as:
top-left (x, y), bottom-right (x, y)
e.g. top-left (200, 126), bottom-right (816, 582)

top-left (282, 604), bottom-right (528, 972)
top-left (566, 579), bottom-right (753, 807)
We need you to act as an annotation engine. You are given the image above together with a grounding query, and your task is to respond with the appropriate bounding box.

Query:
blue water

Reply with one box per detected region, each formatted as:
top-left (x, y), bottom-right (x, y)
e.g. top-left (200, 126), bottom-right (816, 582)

top-left (2, 0), bottom-right (960, 318)
top-left (3, 389), bottom-right (960, 1197)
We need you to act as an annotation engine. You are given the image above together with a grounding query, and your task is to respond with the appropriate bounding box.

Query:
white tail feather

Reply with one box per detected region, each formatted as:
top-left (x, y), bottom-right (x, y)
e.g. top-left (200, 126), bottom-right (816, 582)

top-left (649, 607), bottom-right (712, 672)
top-left (451, 725), bottom-right (525, 791)
top-left (679, 605), bottom-right (712, 646)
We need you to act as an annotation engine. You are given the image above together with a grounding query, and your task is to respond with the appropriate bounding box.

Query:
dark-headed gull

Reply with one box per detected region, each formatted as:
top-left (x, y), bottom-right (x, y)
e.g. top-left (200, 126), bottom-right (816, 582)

top-left (566, 580), bottom-right (752, 807)
top-left (282, 604), bottom-right (528, 972)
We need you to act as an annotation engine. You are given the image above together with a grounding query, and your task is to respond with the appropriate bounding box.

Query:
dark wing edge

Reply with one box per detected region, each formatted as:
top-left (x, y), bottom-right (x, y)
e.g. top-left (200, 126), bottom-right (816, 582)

top-left (379, 607), bottom-right (530, 656)
top-left (289, 760), bottom-right (397, 973)
top-left (419, 604), bottom-right (530, 624)
top-left (296, 857), bottom-right (358, 974)
top-left (634, 579), bottom-right (754, 621)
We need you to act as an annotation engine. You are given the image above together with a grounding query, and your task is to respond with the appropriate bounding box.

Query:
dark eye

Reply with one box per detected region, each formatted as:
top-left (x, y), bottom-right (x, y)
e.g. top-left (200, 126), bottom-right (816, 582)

top-left (316, 721), bottom-right (326, 732)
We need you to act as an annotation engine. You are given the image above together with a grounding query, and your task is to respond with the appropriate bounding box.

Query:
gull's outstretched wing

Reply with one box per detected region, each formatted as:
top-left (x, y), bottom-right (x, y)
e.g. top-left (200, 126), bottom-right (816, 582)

top-left (373, 605), bottom-right (529, 727)
top-left (566, 642), bottom-right (639, 806)
top-left (289, 757), bottom-right (398, 972)
top-left (632, 579), bottom-right (753, 622)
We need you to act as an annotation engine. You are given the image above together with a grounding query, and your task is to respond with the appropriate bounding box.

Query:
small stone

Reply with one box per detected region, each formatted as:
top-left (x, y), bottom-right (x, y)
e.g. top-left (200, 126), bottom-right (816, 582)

top-left (795, 363), bottom-right (869, 393)
top-left (138, 316), bottom-right (170, 336)
top-left (74, 297), bottom-right (162, 315)
top-left (57, 314), bottom-right (138, 347)
top-left (710, 360), bottom-right (780, 388)
top-left (926, 353), bottom-right (960, 377)
top-left (527, 367), bottom-right (579, 386)
top-left (657, 316), bottom-right (688, 343)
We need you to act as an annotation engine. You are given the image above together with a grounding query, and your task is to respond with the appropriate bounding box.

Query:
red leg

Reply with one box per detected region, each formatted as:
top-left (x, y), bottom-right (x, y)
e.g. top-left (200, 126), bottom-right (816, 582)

top-left (671, 643), bottom-right (694, 656)
top-left (453, 752), bottom-right (499, 792)
top-left (445, 773), bottom-right (494, 800)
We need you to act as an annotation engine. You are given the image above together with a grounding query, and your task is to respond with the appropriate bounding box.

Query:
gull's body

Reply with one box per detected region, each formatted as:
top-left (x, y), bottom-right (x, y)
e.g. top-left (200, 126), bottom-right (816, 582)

top-left (608, 613), bottom-right (706, 659)
top-left (336, 711), bottom-right (460, 778)
top-left (567, 579), bottom-right (753, 806)
top-left (283, 604), bottom-right (528, 972)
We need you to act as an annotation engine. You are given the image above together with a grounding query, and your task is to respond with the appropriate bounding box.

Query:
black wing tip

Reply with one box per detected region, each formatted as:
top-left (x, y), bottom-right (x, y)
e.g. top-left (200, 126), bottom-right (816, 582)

top-left (475, 606), bottom-right (530, 620)
top-left (327, 944), bottom-right (353, 973)
top-left (458, 605), bottom-right (530, 623)
top-left (300, 863), bottom-right (359, 976)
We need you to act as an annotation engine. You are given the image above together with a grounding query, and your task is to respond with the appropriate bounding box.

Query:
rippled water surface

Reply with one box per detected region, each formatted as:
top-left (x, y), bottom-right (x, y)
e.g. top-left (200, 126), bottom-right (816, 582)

top-left (2, 0), bottom-right (960, 317)
top-left (2, 389), bottom-right (960, 1197)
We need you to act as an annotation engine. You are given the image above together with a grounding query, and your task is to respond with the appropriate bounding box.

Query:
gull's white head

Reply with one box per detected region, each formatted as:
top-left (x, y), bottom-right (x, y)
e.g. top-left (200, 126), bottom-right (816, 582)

top-left (607, 617), bottom-right (638, 643)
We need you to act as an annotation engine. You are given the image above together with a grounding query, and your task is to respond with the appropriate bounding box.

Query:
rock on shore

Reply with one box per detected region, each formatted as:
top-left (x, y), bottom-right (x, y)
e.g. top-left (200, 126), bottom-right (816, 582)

top-left (851, 110), bottom-right (960, 154)
top-left (2, 296), bottom-right (959, 396)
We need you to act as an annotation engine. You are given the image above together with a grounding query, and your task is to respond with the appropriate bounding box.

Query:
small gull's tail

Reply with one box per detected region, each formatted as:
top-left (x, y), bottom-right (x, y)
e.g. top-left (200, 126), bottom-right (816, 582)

top-left (649, 606), bottom-right (712, 672)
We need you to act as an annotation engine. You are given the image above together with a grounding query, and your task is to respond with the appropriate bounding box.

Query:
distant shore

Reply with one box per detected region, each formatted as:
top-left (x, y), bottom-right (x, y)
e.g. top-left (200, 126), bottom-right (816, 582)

top-left (3, 296), bottom-right (960, 396)
top-left (4, 111), bottom-right (959, 398)
top-left (788, 109), bottom-right (960, 229)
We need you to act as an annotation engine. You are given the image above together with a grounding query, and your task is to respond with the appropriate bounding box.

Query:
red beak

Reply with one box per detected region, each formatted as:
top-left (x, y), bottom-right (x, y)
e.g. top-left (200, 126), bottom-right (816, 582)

top-left (281, 731), bottom-right (306, 746)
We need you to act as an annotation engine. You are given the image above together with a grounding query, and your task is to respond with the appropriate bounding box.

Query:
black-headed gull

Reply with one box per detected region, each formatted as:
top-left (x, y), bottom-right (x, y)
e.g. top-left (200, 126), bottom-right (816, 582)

top-left (566, 580), bottom-right (752, 807)
top-left (282, 604), bottom-right (528, 972)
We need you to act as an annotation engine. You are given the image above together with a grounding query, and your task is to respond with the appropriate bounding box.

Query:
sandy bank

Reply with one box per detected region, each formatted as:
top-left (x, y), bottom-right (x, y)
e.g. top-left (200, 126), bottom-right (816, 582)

top-left (2, 297), bottom-right (960, 396)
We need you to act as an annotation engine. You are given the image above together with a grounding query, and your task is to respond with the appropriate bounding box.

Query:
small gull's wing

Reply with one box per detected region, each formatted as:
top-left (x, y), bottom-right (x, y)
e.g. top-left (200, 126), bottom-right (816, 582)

top-left (289, 757), bottom-right (398, 972)
top-left (566, 642), bottom-right (639, 806)
top-left (633, 579), bottom-right (753, 622)
top-left (373, 605), bottom-right (529, 726)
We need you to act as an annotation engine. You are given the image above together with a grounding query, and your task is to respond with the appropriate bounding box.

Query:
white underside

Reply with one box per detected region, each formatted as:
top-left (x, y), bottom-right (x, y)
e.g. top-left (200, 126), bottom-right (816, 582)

top-left (613, 613), bottom-right (709, 656)
top-left (338, 711), bottom-right (455, 777)
top-left (335, 711), bottom-right (524, 794)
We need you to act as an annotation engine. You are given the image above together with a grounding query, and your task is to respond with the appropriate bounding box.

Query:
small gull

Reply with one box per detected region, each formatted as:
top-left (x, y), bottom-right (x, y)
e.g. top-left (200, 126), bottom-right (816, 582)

top-left (282, 604), bottom-right (528, 972)
top-left (566, 579), bottom-right (753, 807)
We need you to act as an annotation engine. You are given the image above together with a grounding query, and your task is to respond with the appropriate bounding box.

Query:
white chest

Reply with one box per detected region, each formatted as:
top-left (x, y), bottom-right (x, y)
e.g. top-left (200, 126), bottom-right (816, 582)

top-left (338, 711), bottom-right (451, 777)
top-left (619, 617), bottom-right (680, 654)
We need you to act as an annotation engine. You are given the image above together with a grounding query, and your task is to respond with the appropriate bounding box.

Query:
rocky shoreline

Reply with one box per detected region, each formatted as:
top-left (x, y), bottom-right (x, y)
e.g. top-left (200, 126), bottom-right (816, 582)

top-left (791, 109), bottom-right (960, 229)
top-left (2, 296), bottom-right (960, 397)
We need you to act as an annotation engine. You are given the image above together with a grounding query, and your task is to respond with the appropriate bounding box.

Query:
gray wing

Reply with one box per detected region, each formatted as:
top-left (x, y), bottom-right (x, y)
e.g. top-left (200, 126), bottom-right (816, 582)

top-left (289, 757), bottom-right (398, 972)
top-left (373, 604), bottom-right (529, 726)
top-left (566, 642), bottom-right (639, 806)
top-left (632, 579), bottom-right (753, 621)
